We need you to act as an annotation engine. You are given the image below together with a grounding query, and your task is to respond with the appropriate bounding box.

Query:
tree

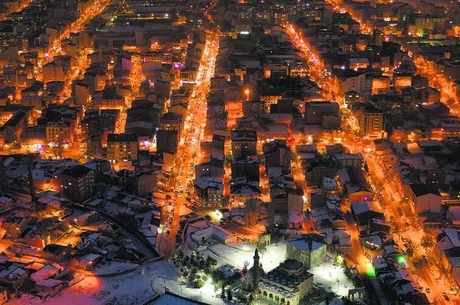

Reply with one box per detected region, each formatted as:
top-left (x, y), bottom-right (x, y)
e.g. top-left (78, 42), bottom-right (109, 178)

top-left (198, 259), bottom-right (205, 270)
top-left (243, 260), bottom-right (250, 272)
top-left (194, 279), bottom-right (205, 288)
top-left (420, 234), bottom-right (435, 252)
top-left (392, 224), bottom-right (402, 240)
top-left (405, 239), bottom-right (419, 257)
top-left (221, 284), bottom-right (226, 298)
top-left (406, 246), bottom-right (414, 258)
top-left (226, 288), bottom-right (233, 301)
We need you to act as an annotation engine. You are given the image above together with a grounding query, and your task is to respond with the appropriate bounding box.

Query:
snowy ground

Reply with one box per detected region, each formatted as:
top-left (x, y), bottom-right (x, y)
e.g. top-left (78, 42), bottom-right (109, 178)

top-left (8, 261), bottom-right (156, 305)
top-left (150, 259), bottom-right (225, 304)
top-left (8, 242), bottom-right (358, 305)
top-left (203, 241), bottom-right (286, 272)
top-left (93, 260), bottom-right (139, 276)
top-left (308, 264), bottom-right (356, 305)
top-left (7, 258), bottom-right (225, 305)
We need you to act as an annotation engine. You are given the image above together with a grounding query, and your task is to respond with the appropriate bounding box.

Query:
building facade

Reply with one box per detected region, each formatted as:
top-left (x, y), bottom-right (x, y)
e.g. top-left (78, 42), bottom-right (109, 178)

top-left (106, 133), bottom-right (138, 162)
top-left (58, 165), bottom-right (96, 202)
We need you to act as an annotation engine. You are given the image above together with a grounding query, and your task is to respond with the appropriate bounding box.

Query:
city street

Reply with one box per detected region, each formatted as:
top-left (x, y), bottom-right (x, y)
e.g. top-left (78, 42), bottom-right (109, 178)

top-left (284, 7), bottom-right (459, 303)
top-left (158, 32), bottom-right (220, 257)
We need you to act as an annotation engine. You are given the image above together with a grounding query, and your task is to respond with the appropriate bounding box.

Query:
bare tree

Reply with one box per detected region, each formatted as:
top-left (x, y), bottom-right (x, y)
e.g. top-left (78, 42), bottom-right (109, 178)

top-left (420, 234), bottom-right (435, 253)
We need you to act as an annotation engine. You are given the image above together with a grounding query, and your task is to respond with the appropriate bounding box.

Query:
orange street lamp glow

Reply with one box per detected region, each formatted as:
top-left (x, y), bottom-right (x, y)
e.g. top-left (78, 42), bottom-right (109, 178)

top-left (244, 89), bottom-right (250, 101)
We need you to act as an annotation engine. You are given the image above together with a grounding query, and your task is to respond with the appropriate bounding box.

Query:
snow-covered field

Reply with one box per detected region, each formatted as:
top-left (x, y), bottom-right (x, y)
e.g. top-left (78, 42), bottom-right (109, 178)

top-left (8, 261), bottom-right (158, 305)
top-left (93, 260), bottom-right (139, 276)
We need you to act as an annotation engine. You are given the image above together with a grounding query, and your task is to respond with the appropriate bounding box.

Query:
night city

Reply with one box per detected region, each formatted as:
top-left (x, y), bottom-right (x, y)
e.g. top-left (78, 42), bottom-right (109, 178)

top-left (0, 0), bottom-right (459, 304)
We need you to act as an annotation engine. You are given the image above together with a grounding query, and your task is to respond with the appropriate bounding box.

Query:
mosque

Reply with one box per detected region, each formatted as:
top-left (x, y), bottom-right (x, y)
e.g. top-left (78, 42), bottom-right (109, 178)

top-left (241, 248), bottom-right (314, 305)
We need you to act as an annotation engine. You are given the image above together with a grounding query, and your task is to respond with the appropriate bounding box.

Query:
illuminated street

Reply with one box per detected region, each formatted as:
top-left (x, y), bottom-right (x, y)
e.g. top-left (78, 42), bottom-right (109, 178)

top-left (158, 32), bottom-right (220, 257)
top-left (1, 0), bottom-right (460, 304)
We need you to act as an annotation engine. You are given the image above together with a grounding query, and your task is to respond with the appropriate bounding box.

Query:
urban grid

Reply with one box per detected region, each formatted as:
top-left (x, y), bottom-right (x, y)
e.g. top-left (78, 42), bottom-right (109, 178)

top-left (0, 0), bottom-right (458, 304)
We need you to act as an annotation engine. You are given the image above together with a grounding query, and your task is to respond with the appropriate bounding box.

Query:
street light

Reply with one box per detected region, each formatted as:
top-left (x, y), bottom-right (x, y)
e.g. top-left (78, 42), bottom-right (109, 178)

top-left (244, 89), bottom-right (250, 101)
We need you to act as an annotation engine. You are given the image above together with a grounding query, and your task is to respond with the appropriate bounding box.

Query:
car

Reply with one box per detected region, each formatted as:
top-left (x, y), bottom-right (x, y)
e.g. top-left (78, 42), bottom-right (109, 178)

top-left (443, 292), bottom-right (450, 301)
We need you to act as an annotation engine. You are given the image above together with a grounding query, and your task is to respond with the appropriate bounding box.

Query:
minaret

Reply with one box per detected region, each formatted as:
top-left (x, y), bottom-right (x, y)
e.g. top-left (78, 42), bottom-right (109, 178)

top-left (251, 248), bottom-right (260, 300)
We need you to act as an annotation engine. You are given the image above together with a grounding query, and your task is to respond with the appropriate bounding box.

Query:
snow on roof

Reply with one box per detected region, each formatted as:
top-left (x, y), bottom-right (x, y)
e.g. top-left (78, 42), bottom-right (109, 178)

top-left (79, 254), bottom-right (101, 266)
top-left (194, 177), bottom-right (223, 190)
top-left (231, 184), bottom-right (261, 195)
top-left (217, 264), bottom-right (238, 278)
top-left (286, 234), bottom-right (327, 252)
top-left (262, 123), bottom-right (289, 135)
top-left (0, 264), bottom-right (26, 280)
top-left (85, 198), bottom-right (103, 207)
top-left (231, 208), bottom-right (245, 216)
top-left (136, 212), bottom-right (154, 228)
top-left (349, 57), bottom-right (369, 64)
top-left (259, 281), bottom-right (295, 299)
top-left (443, 228), bottom-right (460, 248)
top-left (288, 212), bottom-right (302, 223)
top-left (36, 278), bottom-right (62, 287)
top-left (121, 196), bottom-right (132, 204)
top-left (31, 264), bottom-right (60, 282)
top-left (362, 234), bottom-right (382, 245)
top-left (351, 202), bottom-right (371, 215)
top-left (395, 265), bottom-right (412, 282)
top-left (393, 281), bottom-right (415, 296)
top-left (140, 226), bottom-right (157, 239)
top-left (317, 228), bottom-right (333, 243)
top-left (336, 168), bottom-right (350, 183)
top-left (24, 262), bottom-right (45, 271)
top-left (267, 167), bottom-right (283, 177)
top-left (188, 219), bottom-right (210, 231)
top-left (322, 177), bottom-right (337, 188)
top-left (334, 153), bottom-right (363, 160)
top-left (448, 256), bottom-right (460, 267)
top-left (373, 257), bottom-right (388, 270)
top-left (371, 218), bottom-right (388, 226)
top-left (383, 245), bottom-right (398, 256)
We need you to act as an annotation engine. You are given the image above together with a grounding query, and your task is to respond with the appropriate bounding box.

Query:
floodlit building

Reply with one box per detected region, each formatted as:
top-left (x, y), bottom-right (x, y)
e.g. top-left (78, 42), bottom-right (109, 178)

top-left (242, 249), bottom-right (314, 305)
top-left (285, 233), bottom-right (328, 269)
top-left (354, 104), bottom-right (384, 138)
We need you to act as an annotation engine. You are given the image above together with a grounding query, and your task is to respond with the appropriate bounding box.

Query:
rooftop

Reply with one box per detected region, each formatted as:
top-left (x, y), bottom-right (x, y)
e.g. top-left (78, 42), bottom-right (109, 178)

top-left (107, 133), bottom-right (138, 143)
top-left (61, 165), bottom-right (93, 179)
top-left (286, 233), bottom-right (327, 252)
